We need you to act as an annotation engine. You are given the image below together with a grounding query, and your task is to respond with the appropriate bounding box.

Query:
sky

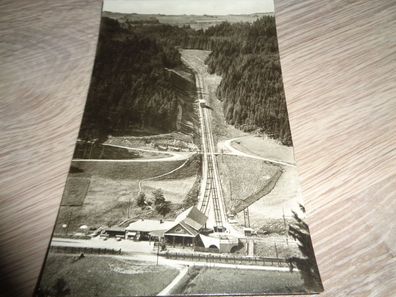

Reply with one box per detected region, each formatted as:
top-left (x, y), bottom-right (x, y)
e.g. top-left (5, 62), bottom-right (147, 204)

top-left (103, 0), bottom-right (274, 15)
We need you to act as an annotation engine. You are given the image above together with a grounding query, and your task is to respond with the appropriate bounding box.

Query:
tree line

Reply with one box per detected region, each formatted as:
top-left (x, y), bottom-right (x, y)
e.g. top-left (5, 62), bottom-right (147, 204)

top-left (126, 17), bottom-right (293, 145)
top-left (80, 16), bottom-right (292, 146)
top-left (198, 18), bottom-right (292, 145)
top-left (78, 17), bottom-right (195, 141)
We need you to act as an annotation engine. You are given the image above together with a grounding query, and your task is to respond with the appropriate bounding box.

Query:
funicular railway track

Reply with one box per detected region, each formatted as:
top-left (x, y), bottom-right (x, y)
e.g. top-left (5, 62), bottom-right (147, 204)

top-left (183, 53), bottom-right (227, 232)
top-left (202, 106), bottom-right (224, 230)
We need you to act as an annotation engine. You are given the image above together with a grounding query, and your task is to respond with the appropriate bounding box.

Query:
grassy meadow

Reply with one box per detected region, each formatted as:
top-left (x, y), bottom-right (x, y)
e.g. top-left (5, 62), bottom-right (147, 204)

top-left (38, 254), bottom-right (178, 297)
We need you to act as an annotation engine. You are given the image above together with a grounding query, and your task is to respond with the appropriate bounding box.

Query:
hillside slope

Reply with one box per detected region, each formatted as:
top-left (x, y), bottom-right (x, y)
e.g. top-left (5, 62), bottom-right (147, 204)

top-left (78, 17), bottom-right (197, 141)
top-left (111, 16), bottom-right (293, 145)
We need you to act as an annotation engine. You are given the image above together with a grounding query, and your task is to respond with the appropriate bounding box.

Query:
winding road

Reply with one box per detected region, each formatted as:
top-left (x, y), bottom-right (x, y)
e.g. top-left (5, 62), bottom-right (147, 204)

top-left (221, 138), bottom-right (296, 167)
top-left (72, 143), bottom-right (193, 162)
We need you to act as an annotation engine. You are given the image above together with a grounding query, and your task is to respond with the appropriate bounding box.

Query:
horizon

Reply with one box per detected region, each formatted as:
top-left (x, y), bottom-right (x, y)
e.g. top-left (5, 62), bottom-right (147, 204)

top-left (103, 0), bottom-right (274, 15)
top-left (102, 11), bottom-right (273, 17)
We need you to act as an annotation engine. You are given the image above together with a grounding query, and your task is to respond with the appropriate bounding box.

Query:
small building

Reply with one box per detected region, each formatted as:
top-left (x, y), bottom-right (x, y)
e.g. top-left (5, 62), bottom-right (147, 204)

top-left (103, 226), bottom-right (126, 238)
top-left (165, 221), bottom-right (198, 246)
top-left (125, 206), bottom-right (208, 247)
top-left (244, 227), bottom-right (254, 236)
top-left (164, 206), bottom-right (208, 247)
top-left (125, 219), bottom-right (174, 240)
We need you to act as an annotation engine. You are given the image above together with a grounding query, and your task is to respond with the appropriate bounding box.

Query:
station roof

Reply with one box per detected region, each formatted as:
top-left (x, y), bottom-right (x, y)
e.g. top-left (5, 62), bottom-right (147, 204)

top-left (126, 219), bottom-right (174, 232)
top-left (165, 221), bottom-right (199, 238)
top-left (125, 206), bottom-right (207, 236)
top-left (175, 206), bottom-right (207, 231)
top-left (104, 226), bottom-right (126, 232)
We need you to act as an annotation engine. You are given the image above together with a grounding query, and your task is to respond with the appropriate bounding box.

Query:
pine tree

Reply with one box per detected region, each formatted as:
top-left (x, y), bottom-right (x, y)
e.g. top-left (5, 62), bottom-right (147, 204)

top-left (288, 205), bottom-right (323, 291)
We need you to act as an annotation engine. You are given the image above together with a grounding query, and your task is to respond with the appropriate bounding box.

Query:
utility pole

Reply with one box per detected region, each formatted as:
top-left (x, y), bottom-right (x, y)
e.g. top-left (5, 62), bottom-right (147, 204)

top-left (156, 238), bottom-right (160, 265)
top-left (229, 180), bottom-right (232, 202)
top-left (247, 207), bottom-right (250, 227)
top-left (126, 188), bottom-right (132, 219)
top-left (244, 207), bottom-right (250, 228)
top-left (127, 196), bottom-right (131, 218)
top-left (283, 207), bottom-right (289, 246)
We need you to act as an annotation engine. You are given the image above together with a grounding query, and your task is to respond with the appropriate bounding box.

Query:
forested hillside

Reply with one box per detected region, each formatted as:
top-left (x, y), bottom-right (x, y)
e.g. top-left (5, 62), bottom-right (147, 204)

top-left (120, 16), bottom-right (292, 145)
top-left (203, 18), bottom-right (292, 146)
top-left (79, 17), bottom-right (196, 140)
top-left (81, 15), bottom-right (292, 146)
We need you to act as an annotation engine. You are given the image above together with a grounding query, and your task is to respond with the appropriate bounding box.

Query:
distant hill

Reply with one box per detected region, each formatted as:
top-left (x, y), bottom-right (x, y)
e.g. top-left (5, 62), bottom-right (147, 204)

top-left (102, 11), bottom-right (273, 30)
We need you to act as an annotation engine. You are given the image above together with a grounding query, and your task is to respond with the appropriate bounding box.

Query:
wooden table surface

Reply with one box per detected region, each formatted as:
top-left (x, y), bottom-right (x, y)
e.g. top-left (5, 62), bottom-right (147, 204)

top-left (1, 1), bottom-right (395, 296)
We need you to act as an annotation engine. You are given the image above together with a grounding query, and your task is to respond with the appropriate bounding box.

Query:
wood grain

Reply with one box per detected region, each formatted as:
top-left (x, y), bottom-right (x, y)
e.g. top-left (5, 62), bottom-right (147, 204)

top-left (0, 0), bottom-right (395, 296)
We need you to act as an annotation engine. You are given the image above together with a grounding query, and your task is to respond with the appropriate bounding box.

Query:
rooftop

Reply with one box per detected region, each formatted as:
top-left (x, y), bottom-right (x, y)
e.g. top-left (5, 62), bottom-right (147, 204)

top-left (126, 219), bottom-right (175, 232)
top-left (125, 206), bottom-right (208, 235)
top-left (175, 206), bottom-right (208, 231)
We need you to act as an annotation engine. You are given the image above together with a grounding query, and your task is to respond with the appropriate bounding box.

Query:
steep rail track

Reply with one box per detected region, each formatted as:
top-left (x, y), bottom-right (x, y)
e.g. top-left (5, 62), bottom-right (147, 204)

top-left (182, 52), bottom-right (227, 231)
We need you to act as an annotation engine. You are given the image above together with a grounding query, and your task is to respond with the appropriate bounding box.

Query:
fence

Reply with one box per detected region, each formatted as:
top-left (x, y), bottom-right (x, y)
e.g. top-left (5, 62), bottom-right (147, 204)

top-left (50, 245), bottom-right (122, 255)
top-left (163, 251), bottom-right (290, 268)
top-left (194, 246), bottom-right (220, 253)
top-left (54, 234), bottom-right (91, 240)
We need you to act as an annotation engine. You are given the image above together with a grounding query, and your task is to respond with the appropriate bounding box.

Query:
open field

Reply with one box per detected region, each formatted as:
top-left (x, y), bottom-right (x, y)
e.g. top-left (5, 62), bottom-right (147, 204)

top-left (73, 143), bottom-right (161, 160)
top-left (71, 159), bottom-right (188, 180)
top-left (216, 155), bottom-right (282, 215)
top-left (103, 12), bottom-right (272, 30)
top-left (231, 134), bottom-right (295, 164)
top-left (171, 266), bottom-right (307, 295)
top-left (38, 254), bottom-right (178, 297)
top-left (55, 176), bottom-right (191, 233)
top-left (55, 158), bottom-right (200, 234)
top-left (257, 217), bottom-right (293, 236)
top-left (244, 165), bottom-right (305, 226)
top-left (253, 234), bottom-right (303, 258)
top-left (106, 133), bottom-right (198, 152)
top-left (61, 177), bottom-right (90, 206)
top-left (154, 154), bottom-right (200, 180)
top-left (141, 177), bottom-right (197, 204)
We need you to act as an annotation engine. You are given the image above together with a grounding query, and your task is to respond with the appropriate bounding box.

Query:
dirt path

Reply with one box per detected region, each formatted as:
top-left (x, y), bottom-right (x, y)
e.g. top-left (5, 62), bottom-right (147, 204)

top-left (157, 266), bottom-right (189, 296)
top-left (73, 143), bottom-right (193, 163)
top-left (220, 138), bottom-right (296, 167)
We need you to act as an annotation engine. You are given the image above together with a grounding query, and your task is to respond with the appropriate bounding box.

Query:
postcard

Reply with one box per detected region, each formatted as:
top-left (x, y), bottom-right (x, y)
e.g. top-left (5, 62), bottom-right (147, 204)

top-left (35, 0), bottom-right (323, 296)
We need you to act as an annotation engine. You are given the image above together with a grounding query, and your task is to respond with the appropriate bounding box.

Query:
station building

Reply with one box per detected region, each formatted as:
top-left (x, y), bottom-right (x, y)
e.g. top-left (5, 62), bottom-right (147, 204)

top-left (124, 206), bottom-right (240, 253)
top-left (125, 206), bottom-right (207, 246)
top-left (164, 206), bottom-right (208, 247)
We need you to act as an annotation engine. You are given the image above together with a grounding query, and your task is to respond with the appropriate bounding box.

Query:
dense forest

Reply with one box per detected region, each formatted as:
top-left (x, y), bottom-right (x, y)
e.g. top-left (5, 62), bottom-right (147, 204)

top-left (80, 15), bottom-right (292, 145)
top-left (122, 17), bottom-right (292, 145)
top-left (78, 17), bottom-right (196, 140)
top-left (204, 19), bottom-right (293, 146)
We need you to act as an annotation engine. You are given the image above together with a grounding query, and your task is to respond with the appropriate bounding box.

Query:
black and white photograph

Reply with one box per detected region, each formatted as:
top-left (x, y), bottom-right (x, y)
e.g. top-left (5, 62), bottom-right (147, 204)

top-left (35, 0), bottom-right (323, 295)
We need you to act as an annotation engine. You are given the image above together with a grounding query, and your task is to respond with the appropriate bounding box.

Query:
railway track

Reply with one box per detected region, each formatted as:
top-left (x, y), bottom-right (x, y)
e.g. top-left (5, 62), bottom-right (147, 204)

top-left (182, 53), bottom-right (227, 232)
